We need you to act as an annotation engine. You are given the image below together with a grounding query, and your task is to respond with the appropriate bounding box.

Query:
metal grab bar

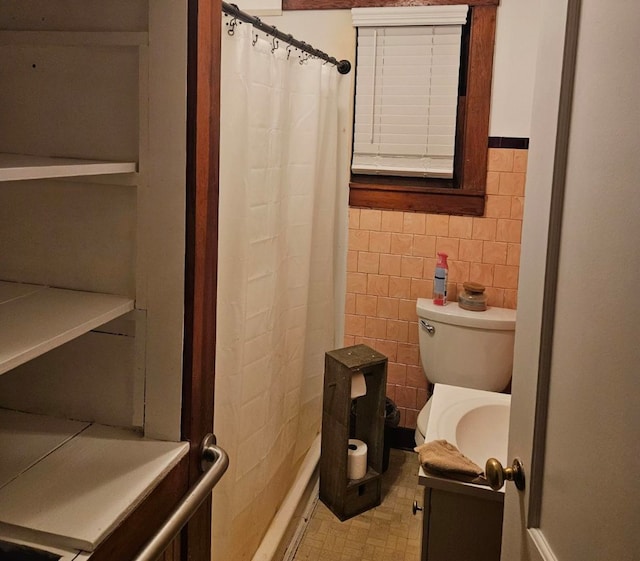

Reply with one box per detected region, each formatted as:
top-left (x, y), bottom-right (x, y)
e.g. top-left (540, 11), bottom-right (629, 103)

top-left (132, 434), bottom-right (229, 561)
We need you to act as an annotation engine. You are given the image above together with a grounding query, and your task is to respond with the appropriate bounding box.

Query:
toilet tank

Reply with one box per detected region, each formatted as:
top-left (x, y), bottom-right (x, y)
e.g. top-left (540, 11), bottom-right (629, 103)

top-left (416, 299), bottom-right (516, 392)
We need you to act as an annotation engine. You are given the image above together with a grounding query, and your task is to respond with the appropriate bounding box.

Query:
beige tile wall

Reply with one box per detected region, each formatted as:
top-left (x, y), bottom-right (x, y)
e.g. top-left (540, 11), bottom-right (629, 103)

top-left (343, 148), bottom-right (527, 429)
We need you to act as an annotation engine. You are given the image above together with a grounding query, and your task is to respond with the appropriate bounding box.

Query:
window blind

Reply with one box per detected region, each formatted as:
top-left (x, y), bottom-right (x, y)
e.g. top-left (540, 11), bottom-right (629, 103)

top-left (351, 7), bottom-right (468, 178)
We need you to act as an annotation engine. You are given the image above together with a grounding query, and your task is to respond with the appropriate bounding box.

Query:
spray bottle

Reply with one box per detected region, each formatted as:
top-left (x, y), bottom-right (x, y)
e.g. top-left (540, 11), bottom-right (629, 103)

top-left (433, 252), bottom-right (449, 305)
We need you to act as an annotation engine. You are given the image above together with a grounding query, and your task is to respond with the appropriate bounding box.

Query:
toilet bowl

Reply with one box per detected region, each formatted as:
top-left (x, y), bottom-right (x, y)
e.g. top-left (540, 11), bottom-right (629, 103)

top-left (414, 299), bottom-right (516, 445)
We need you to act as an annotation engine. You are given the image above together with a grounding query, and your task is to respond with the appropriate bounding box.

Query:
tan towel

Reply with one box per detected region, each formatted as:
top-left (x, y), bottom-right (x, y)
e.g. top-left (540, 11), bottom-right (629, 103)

top-left (415, 439), bottom-right (488, 485)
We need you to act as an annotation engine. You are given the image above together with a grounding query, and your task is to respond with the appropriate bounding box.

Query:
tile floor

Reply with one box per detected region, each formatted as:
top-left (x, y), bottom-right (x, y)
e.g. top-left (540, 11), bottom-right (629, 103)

top-left (293, 449), bottom-right (423, 561)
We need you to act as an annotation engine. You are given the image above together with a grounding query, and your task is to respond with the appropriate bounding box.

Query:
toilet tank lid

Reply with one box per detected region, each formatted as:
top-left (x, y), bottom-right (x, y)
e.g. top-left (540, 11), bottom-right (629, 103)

top-left (416, 299), bottom-right (516, 330)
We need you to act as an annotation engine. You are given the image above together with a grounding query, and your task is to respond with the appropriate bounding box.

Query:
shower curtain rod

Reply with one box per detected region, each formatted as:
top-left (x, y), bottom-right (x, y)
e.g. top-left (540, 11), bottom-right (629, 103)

top-left (222, 2), bottom-right (352, 74)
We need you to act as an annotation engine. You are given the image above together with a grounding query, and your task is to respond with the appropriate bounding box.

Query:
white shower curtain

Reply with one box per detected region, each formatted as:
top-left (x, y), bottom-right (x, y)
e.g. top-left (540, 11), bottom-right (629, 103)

top-left (213, 22), bottom-right (344, 560)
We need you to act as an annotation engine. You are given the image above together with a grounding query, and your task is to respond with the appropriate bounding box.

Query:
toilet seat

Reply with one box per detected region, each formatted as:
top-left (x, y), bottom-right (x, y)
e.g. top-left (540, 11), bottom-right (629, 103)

top-left (414, 398), bottom-right (432, 446)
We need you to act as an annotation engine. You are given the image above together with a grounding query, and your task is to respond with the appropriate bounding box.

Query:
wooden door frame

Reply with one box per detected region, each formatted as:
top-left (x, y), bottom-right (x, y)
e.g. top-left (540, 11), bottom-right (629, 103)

top-left (181, 0), bottom-right (222, 558)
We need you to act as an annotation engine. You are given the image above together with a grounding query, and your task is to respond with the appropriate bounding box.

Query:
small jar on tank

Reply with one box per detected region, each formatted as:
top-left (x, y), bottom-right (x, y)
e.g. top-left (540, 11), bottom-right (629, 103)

top-left (458, 281), bottom-right (488, 312)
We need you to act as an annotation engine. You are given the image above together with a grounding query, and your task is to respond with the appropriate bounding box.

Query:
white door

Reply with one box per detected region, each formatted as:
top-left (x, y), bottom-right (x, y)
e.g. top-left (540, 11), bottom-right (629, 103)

top-left (500, 1), bottom-right (640, 560)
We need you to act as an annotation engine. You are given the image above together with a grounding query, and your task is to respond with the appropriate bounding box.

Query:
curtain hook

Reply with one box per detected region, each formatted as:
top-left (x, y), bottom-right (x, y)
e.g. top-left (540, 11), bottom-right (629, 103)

top-left (286, 35), bottom-right (294, 59)
top-left (298, 42), bottom-right (308, 64)
top-left (225, 6), bottom-right (242, 37)
top-left (271, 28), bottom-right (279, 53)
top-left (226, 15), bottom-right (240, 36)
top-left (252, 32), bottom-right (258, 46)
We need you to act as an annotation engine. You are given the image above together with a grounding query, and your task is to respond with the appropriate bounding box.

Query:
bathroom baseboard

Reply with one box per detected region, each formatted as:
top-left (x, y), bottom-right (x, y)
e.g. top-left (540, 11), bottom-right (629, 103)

top-left (389, 426), bottom-right (418, 451)
top-left (487, 136), bottom-right (529, 149)
top-left (282, 478), bottom-right (319, 561)
top-left (251, 436), bottom-right (320, 561)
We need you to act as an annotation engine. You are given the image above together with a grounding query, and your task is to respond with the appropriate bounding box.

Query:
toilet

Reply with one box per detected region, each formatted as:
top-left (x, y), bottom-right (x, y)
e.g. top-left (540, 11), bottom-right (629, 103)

top-left (414, 298), bottom-right (516, 445)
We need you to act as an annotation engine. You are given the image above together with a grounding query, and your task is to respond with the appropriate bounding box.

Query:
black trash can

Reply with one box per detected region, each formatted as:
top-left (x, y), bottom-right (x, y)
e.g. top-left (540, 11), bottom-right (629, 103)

top-left (382, 397), bottom-right (400, 472)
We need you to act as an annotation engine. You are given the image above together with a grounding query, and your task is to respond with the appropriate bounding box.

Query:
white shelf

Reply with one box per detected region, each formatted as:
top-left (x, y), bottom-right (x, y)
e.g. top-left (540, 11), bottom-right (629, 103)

top-left (0, 153), bottom-right (137, 182)
top-left (0, 409), bottom-right (189, 552)
top-left (0, 281), bottom-right (134, 375)
top-left (0, 409), bottom-right (89, 491)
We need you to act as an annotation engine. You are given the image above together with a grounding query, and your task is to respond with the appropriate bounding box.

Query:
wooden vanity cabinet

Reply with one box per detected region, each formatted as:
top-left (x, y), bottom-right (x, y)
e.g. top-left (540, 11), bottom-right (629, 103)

top-left (0, 1), bottom-right (221, 559)
top-left (419, 473), bottom-right (503, 561)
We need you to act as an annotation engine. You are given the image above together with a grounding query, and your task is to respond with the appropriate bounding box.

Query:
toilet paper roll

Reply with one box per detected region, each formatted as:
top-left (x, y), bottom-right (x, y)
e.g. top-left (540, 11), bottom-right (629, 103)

top-left (347, 438), bottom-right (368, 480)
top-left (351, 371), bottom-right (367, 399)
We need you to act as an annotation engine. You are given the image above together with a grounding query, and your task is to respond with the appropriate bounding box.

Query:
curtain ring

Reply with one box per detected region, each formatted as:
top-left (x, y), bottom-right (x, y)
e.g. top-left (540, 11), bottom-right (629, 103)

top-left (318, 50), bottom-right (328, 65)
top-left (298, 41), bottom-right (308, 65)
top-left (285, 35), bottom-right (294, 60)
top-left (226, 14), bottom-right (240, 36)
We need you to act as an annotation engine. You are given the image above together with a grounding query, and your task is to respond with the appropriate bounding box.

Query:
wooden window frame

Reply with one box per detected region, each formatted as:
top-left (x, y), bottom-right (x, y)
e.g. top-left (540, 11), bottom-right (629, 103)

top-left (283, 0), bottom-right (499, 216)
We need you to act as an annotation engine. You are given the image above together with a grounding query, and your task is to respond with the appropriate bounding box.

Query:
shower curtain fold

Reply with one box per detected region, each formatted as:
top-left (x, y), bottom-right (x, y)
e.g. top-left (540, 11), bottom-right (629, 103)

top-left (213, 22), bottom-right (343, 561)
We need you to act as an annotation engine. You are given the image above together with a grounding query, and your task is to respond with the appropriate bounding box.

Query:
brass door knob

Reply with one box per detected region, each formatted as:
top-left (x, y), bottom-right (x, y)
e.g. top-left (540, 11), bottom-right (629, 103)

top-left (485, 457), bottom-right (525, 491)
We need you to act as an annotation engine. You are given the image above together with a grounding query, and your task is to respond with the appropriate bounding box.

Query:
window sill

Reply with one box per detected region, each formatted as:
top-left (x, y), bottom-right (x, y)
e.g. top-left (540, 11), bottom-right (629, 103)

top-left (349, 175), bottom-right (485, 216)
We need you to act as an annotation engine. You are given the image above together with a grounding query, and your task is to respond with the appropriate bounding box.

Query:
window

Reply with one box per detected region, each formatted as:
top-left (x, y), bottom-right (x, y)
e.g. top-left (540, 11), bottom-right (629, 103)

top-left (282, 0), bottom-right (499, 216)
top-left (351, 6), bottom-right (468, 179)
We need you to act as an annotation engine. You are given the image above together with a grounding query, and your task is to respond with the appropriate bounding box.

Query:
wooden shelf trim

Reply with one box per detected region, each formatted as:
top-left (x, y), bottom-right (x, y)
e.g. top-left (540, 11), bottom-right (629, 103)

top-left (0, 31), bottom-right (149, 47)
top-left (0, 281), bottom-right (134, 376)
top-left (0, 409), bottom-right (189, 552)
top-left (0, 153), bottom-right (137, 182)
